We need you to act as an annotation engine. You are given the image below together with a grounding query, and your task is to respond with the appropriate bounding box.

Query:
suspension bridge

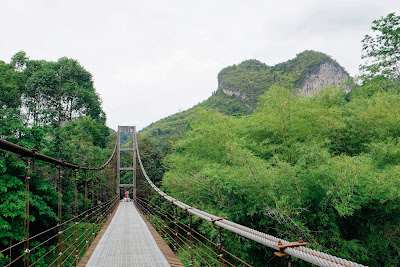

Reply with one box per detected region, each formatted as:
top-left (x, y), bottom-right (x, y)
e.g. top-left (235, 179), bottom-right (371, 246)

top-left (0, 126), bottom-right (367, 267)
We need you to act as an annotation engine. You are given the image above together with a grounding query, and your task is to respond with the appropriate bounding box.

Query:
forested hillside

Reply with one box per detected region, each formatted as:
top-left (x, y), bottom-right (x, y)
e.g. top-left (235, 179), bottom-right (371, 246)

top-left (140, 12), bottom-right (400, 266)
top-left (139, 50), bottom-right (351, 183)
top-left (162, 81), bottom-right (400, 266)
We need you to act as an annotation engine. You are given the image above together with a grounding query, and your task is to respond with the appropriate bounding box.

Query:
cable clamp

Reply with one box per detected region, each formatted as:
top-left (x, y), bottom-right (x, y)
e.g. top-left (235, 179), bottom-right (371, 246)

top-left (24, 249), bottom-right (31, 254)
top-left (274, 238), bottom-right (309, 257)
top-left (211, 216), bottom-right (227, 226)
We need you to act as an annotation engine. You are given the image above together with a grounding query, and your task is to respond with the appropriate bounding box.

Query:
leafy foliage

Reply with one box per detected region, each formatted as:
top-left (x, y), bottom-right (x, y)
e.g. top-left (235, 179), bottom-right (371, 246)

top-left (360, 12), bottom-right (400, 80)
top-left (162, 82), bottom-right (400, 266)
top-left (0, 52), bottom-right (113, 265)
top-left (140, 50), bottom-right (349, 162)
top-left (218, 50), bottom-right (348, 109)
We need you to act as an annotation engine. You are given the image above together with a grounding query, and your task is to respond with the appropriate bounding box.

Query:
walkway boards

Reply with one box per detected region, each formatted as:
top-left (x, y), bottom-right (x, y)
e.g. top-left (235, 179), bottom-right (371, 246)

top-left (85, 202), bottom-right (177, 267)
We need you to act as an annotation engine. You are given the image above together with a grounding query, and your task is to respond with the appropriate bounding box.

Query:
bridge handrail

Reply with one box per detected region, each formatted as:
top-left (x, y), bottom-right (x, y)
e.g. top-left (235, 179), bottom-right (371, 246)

top-left (134, 132), bottom-right (366, 267)
top-left (0, 138), bottom-right (117, 170)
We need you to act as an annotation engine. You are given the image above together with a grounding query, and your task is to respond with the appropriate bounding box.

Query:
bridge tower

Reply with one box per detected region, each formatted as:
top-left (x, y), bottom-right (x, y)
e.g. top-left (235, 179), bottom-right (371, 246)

top-left (117, 126), bottom-right (137, 199)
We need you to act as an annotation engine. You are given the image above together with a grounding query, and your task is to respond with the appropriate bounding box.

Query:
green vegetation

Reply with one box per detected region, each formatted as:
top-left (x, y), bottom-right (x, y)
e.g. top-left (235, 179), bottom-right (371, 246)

top-left (140, 13), bottom-right (400, 266)
top-left (0, 52), bottom-right (114, 266)
top-left (360, 12), bottom-right (400, 80)
top-left (139, 50), bottom-right (348, 179)
top-left (218, 50), bottom-right (348, 109)
top-left (1, 11), bottom-right (400, 267)
top-left (162, 82), bottom-right (400, 266)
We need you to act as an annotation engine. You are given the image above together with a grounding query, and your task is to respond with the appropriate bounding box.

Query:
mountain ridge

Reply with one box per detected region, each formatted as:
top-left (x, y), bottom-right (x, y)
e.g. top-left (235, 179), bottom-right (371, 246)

top-left (139, 50), bottom-right (351, 153)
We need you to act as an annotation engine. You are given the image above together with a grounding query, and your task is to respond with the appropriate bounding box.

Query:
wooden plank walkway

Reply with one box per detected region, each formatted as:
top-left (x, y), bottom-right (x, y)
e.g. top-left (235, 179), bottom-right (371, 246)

top-left (78, 204), bottom-right (118, 266)
top-left (138, 208), bottom-right (184, 267)
top-left (78, 202), bottom-right (183, 267)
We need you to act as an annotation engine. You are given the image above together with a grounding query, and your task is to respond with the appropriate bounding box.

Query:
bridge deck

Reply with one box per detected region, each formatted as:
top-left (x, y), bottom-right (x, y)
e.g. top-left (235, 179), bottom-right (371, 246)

top-left (86, 202), bottom-right (172, 267)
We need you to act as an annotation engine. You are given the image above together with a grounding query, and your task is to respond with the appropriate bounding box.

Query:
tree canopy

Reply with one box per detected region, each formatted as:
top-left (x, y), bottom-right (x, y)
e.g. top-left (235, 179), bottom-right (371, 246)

top-left (360, 12), bottom-right (400, 80)
top-left (162, 82), bottom-right (400, 266)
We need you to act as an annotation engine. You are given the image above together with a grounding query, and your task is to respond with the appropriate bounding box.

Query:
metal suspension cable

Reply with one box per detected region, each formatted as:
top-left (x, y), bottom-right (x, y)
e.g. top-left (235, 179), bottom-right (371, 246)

top-left (0, 138), bottom-right (117, 170)
top-left (134, 132), bottom-right (367, 267)
top-left (0, 137), bottom-right (118, 266)
top-left (135, 197), bottom-right (236, 266)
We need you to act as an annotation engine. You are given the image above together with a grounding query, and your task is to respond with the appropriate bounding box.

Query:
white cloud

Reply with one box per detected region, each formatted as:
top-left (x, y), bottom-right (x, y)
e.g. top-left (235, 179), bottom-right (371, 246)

top-left (1, 0), bottom-right (400, 130)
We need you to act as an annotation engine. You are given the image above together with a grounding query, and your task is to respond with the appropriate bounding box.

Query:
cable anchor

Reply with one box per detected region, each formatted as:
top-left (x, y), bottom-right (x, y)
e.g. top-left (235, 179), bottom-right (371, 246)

top-left (274, 238), bottom-right (309, 257)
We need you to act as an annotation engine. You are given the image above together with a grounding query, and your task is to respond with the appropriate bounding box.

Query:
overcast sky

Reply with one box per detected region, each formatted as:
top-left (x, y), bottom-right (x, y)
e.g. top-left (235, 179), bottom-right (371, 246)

top-left (1, 0), bottom-right (399, 131)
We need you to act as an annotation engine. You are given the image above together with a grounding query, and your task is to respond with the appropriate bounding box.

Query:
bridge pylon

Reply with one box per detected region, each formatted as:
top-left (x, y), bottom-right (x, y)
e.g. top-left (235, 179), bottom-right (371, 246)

top-left (117, 126), bottom-right (137, 199)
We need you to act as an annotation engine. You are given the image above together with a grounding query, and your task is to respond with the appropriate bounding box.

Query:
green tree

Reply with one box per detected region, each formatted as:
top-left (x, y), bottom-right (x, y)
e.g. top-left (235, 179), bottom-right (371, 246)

top-left (360, 12), bottom-right (400, 80)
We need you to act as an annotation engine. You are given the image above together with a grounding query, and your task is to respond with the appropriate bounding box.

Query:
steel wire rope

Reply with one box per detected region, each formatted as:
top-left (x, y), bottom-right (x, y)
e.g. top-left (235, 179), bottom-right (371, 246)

top-left (174, 230), bottom-right (224, 267)
top-left (25, 195), bottom-right (116, 254)
top-left (3, 202), bottom-right (104, 267)
top-left (47, 230), bottom-right (76, 266)
top-left (0, 138), bottom-right (118, 265)
top-left (31, 196), bottom-right (118, 267)
top-left (173, 237), bottom-right (201, 267)
top-left (166, 228), bottom-right (206, 267)
top-left (30, 240), bottom-right (62, 266)
top-left (170, 219), bottom-right (238, 267)
top-left (78, 196), bottom-right (119, 251)
top-left (134, 199), bottom-right (205, 266)
top-left (134, 131), bottom-right (367, 267)
top-left (136, 199), bottom-right (229, 267)
top-left (29, 204), bottom-right (100, 255)
top-left (137, 191), bottom-right (234, 262)
top-left (141, 196), bottom-right (238, 261)
top-left (0, 138), bottom-right (118, 170)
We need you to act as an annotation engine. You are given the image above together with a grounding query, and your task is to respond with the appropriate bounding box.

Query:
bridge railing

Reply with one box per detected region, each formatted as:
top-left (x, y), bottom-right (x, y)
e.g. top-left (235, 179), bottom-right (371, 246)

top-left (134, 131), bottom-right (367, 267)
top-left (134, 195), bottom-right (252, 266)
top-left (0, 138), bottom-right (119, 267)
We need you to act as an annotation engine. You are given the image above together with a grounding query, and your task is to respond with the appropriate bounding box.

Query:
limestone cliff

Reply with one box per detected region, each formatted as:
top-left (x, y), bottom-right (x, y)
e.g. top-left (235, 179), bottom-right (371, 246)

top-left (217, 51), bottom-right (351, 109)
top-left (298, 61), bottom-right (350, 95)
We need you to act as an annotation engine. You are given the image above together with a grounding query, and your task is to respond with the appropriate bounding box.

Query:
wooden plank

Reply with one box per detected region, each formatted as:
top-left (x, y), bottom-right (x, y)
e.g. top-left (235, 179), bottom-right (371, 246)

top-left (137, 209), bottom-right (184, 267)
top-left (77, 204), bottom-right (118, 267)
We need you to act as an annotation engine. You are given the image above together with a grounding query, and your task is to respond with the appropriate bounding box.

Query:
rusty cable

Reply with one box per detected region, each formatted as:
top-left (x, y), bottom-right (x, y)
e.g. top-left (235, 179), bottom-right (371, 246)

top-left (0, 138), bottom-right (117, 171)
top-left (135, 198), bottom-right (239, 267)
top-left (23, 160), bottom-right (30, 267)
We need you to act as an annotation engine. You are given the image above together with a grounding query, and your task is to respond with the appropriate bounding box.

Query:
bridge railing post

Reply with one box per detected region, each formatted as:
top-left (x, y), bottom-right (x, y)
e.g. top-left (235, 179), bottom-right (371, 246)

top-left (187, 212), bottom-right (194, 266)
top-left (23, 160), bottom-right (31, 267)
top-left (96, 171), bottom-right (100, 234)
top-left (57, 167), bottom-right (63, 266)
top-left (91, 170), bottom-right (95, 245)
top-left (217, 227), bottom-right (223, 267)
top-left (173, 205), bottom-right (178, 254)
top-left (74, 169), bottom-right (79, 264)
top-left (84, 171), bottom-right (89, 249)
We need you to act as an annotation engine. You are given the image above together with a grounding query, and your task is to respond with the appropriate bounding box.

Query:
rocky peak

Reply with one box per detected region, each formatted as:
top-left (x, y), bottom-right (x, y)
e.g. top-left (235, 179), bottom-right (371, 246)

top-left (298, 60), bottom-right (350, 95)
top-left (217, 51), bottom-right (351, 109)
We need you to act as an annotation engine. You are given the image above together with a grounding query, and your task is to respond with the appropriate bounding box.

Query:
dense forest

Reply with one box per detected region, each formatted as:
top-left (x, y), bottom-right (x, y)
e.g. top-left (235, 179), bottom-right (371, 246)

top-left (0, 53), bottom-right (116, 265)
top-left (1, 11), bottom-right (399, 267)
